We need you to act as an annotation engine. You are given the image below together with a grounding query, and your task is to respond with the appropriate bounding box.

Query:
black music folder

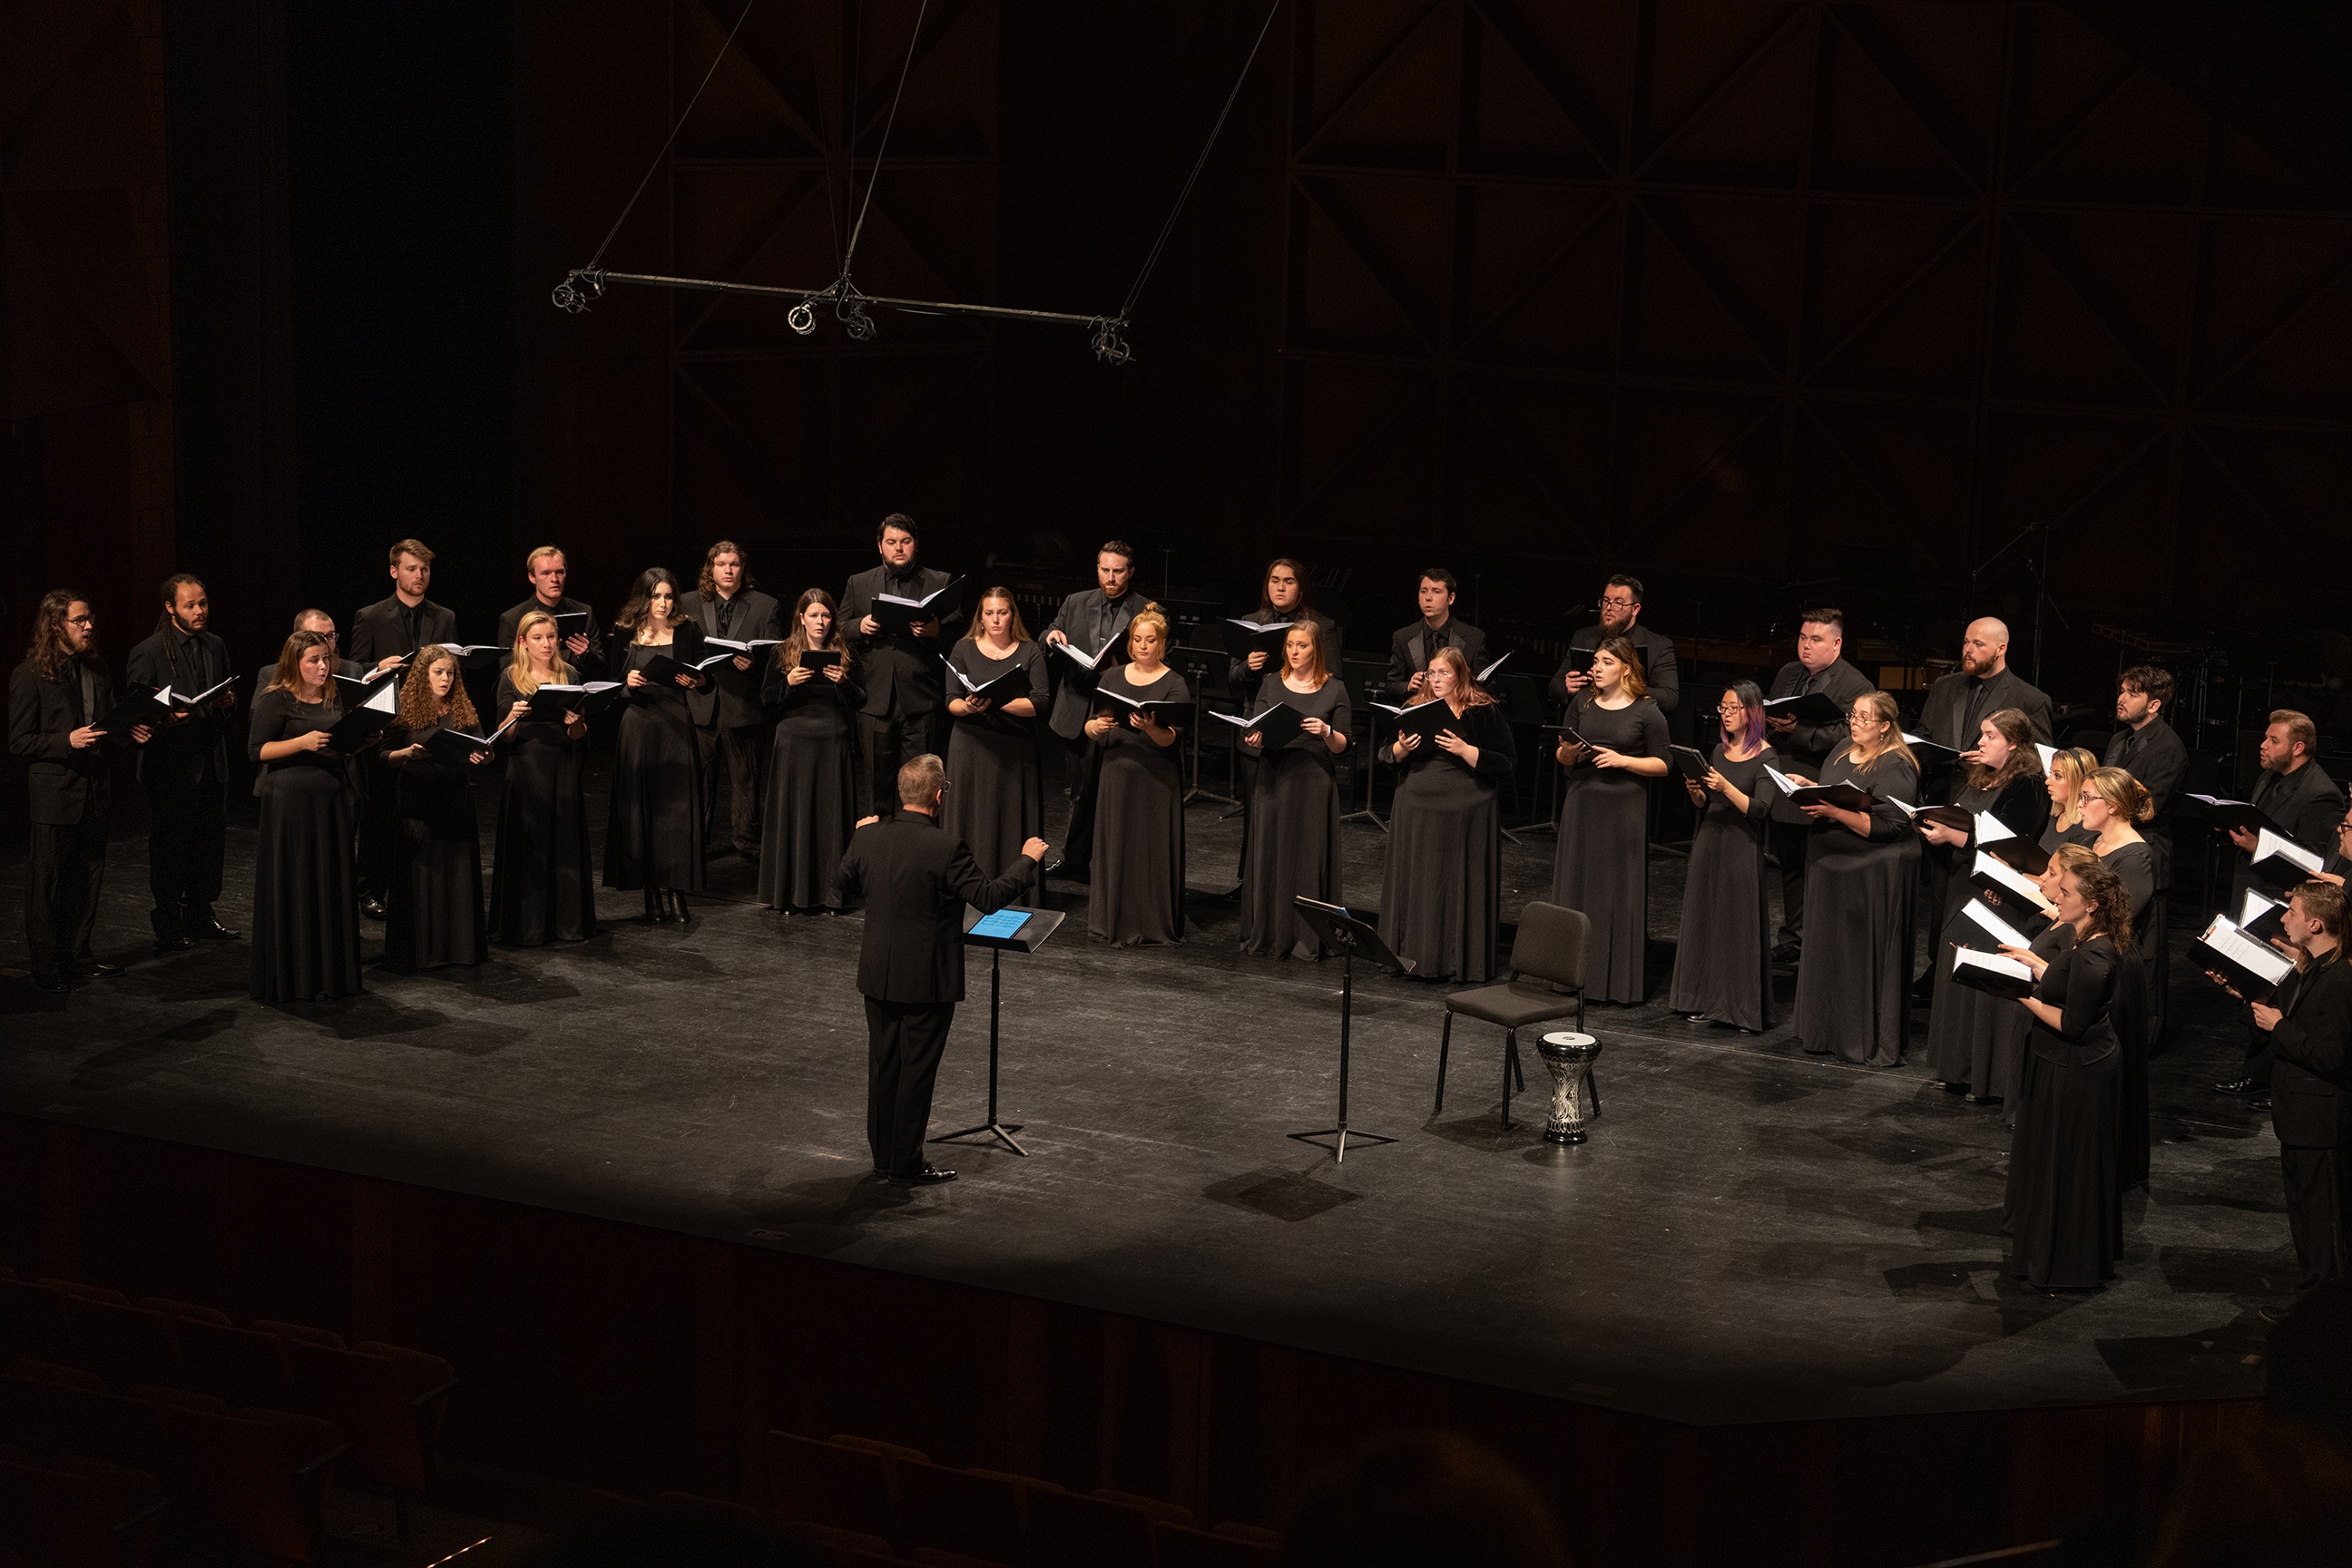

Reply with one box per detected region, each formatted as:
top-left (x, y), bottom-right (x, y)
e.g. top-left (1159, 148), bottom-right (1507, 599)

top-left (1763, 691), bottom-right (1845, 727)
top-left (1222, 617), bottom-right (1298, 660)
top-left (1763, 764), bottom-right (1871, 811)
top-left (2186, 794), bottom-right (2281, 838)
top-left (2198, 914), bottom-right (2295, 1002)
top-left (435, 642), bottom-right (507, 671)
top-left (951, 663), bottom-right (1033, 702)
top-left (872, 577), bottom-right (964, 632)
top-left (524, 681), bottom-right (622, 720)
top-left (1214, 701), bottom-right (1307, 753)
top-left (1096, 688), bottom-right (1193, 728)
top-left (799, 649), bottom-right (842, 671)
top-left (1669, 744), bottom-right (1714, 785)
top-left (1375, 699), bottom-right (1463, 747)
top-left (325, 681), bottom-right (403, 750)
top-left (1948, 947), bottom-right (2037, 1000)
top-left (2250, 828), bottom-right (2326, 890)
top-left (421, 717), bottom-right (515, 764)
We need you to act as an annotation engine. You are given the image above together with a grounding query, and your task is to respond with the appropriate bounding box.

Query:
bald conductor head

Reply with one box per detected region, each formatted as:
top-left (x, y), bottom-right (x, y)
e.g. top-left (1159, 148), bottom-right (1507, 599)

top-left (1959, 618), bottom-right (2010, 679)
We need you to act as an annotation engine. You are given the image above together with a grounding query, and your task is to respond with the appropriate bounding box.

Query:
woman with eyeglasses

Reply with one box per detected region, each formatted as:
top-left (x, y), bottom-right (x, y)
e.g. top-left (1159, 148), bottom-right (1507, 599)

top-left (1551, 637), bottom-right (1670, 1004)
top-left (1379, 646), bottom-right (1517, 982)
top-left (1667, 682), bottom-right (1779, 1031)
top-left (1921, 709), bottom-right (2048, 1105)
top-left (1790, 691), bottom-right (1921, 1066)
top-left (1086, 605), bottom-right (1189, 946)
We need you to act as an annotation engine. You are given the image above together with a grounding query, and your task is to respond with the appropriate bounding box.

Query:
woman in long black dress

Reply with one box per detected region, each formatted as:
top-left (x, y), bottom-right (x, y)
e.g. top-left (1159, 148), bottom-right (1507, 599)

top-left (1377, 646), bottom-right (1517, 983)
top-left (250, 630), bottom-right (365, 1002)
top-left (2000, 848), bottom-right (2131, 1292)
top-left (945, 588), bottom-right (1049, 883)
top-left (2082, 767), bottom-right (2159, 1190)
top-left (1087, 606), bottom-right (1190, 945)
top-left (604, 568), bottom-right (710, 924)
top-left (1921, 709), bottom-right (2048, 1102)
top-left (1792, 691), bottom-right (1921, 1066)
top-left (760, 589), bottom-right (861, 914)
top-left (1668, 681), bottom-right (1778, 1031)
top-left (1551, 637), bottom-right (1670, 1004)
top-left (1228, 558), bottom-right (1342, 877)
top-left (491, 611), bottom-right (597, 946)
top-left (380, 646), bottom-right (491, 971)
top-left (1240, 621), bottom-right (1350, 960)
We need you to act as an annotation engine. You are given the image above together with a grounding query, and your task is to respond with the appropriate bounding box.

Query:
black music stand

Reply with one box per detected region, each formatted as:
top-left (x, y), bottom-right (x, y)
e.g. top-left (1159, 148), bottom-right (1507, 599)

top-left (931, 904), bottom-right (1066, 1157)
top-left (1288, 897), bottom-right (1412, 1162)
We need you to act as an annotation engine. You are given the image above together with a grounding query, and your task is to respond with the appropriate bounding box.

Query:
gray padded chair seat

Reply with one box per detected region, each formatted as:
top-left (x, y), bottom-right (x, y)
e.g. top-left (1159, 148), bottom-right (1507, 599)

top-left (1436, 901), bottom-right (1592, 1130)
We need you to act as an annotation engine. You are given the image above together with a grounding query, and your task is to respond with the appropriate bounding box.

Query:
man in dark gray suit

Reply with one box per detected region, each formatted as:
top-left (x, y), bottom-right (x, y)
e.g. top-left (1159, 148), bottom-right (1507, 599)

top-left (1039, 540), bottom-right (1142, 882)
top-left (1763, 607), bottom-right (1877, 961)
top-left (841, 514), bottom-right (964, 815)
top-left (679, 540), bottom-right (781, 858)
top-left (836, 754), bottom-right (1046, 1187)
top-left (10, 590), bottom-right (148, 994)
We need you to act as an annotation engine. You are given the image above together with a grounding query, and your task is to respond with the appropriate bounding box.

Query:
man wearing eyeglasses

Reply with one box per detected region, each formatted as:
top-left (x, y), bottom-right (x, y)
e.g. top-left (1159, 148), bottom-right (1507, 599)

top-left (1550, 574), bottom-right (1680, 715)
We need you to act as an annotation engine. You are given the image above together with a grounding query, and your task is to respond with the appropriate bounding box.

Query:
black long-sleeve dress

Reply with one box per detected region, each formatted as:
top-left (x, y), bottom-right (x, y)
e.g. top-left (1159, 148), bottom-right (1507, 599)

top-left (1088, 665), bottom-right (1190, 946)
top-left (760, 655), bottom-right (862, 912)
top-left (489, 672), bottom-right (597, 946)
top-left (1551, 696), bottom-right (1670, 1004)
top-left (1925, 773), bottom-right (2053, 1099)
top-left (383, 716), bottom-right (487, 970)
top-left (1377, 700), bottom-right (1517, 983)
top-left (1240, 674), bottom-right (1351, 961)
top-left (2098, 838), bottom-right (2158, 1191)
top-left (1794, 749), bottom-right (1921, 1066)
top-left (604, 628), bottom-right (709, 895)
top-left (1667, 743), bottom-right (1779, 1031)
top-left (249, 689), bottom-right (363, 1002)
top-left (944, 638), bottom-right (1050, 883)
top-left (2005, 930), bottom-right (2125, 1289)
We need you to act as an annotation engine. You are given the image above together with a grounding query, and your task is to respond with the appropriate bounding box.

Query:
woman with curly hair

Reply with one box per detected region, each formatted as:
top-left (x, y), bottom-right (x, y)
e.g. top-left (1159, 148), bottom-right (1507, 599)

top-left (380, 645), bottom-right (492, 971)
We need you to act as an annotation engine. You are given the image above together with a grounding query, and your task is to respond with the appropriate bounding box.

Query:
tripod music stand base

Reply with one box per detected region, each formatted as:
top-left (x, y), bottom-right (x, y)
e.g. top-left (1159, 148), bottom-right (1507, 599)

top-left (932, 1121), bottom-right (1029, 1156)
top-left (1288, 1126), bottom-right (1397, 1164)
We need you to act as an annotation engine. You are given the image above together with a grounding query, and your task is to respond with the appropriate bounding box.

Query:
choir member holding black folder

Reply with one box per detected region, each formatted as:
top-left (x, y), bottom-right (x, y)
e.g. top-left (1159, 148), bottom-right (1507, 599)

top-left (1042, 543), bottom-right (1142, 883)
top-left (680, 541), bottom-right (781, 859)
top-left (1762, 609), bottom-right (1877, 959)
top-left (127, 573), bottom-right (239, 955)
top-left (348, 540), bottom-right (457, 920)
top-left (1378, 646), bottom-right (1516, 983)
top-left (494, 546), bottom-right (604, 675)
top-left (841, 514), bottom-right (963, 815)
top-left (1225, 559), bottom-right (1343, 877)
top-left (1666, 683), bottom-right (1779, 1031)
top-left (605, 569), bottom-right (712, 924)
top-left (944, 589), bottom-right (1049, 885)
top-left (2041, 748), bottom-right (2096, 856)
top-left (2106, 666), bottom-right (2186, 1041)
top-left (248, 631), bottom-right (367, 1002)
top-left (1999, 848), bottom-right (2132, 1293)
top-left (491, 612), bottom-right (598, 946)
top-left (1551, 638), bottom-right (1670, 1004)
top-left (2081, 768), bottom-right (2158, 1187)
top-left (1789, 691), bottom-right (1921, 1066)
top-left (1237, 622), bottom-right (1350, 960)
top-left (759, 589), bottom-right (863, 914)
top-left (1552, 575), bottom-right (1680, 715)
top-left (1920, 710), bottom-right (2047, 1102)
top-left (379, 647), bottom-right (493, 971)
top-left (1381, 568), bottom-right (1487, 699)
top-left (1084, 606), bottom-right (1190, 946)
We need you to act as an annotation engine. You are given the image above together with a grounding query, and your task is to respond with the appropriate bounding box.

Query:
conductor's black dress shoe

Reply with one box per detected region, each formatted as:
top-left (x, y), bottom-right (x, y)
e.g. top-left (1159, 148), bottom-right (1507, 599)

top-left (890, 1165), bottom-right (957, 1187)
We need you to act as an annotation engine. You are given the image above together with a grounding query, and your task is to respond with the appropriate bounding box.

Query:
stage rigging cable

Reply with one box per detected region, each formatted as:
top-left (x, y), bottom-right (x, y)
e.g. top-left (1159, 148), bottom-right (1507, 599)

top-left (551, 0), bottom-right (1285, 364)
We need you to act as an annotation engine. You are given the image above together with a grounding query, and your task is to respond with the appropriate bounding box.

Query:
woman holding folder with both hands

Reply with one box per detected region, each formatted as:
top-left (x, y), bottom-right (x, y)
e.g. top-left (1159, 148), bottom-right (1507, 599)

top-left (1667, 681), bottom-right (1779, 1032)
top-left (1086, 605), bottom-right (1189, 946)
top-left (249, 630), bottom-right (366, 1002)
top-left (380, 646), bottom-right (492, 972)
top-left (1551, 637), bottom-right (1669, 1004)
top-left (492, 611), bottom-right (597, 946)
top-left (605, 568), bottom-right (712, 924)
top-left (760, 589), bottom-right (862, 914)
top-left (944, 588), bottom-right (1050, 884)
top-left (1789, 690), bottom-right (1921, 1066)
top-left (1238, 622), bottom-right (1349, 960)
top-left (1378, 645), bottom-right (1516, 983)
top-left (1920, 709), bottom-right (2047, 1105)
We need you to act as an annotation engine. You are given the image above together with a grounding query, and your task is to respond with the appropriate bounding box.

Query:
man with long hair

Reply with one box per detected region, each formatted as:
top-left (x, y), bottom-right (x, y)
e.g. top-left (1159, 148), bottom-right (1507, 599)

top-left (9, 590), bottom-right (147, 994)
top-left (125, 573), bottom-right (238, 954)
top-left (678, 540), bottom-right (781, 859)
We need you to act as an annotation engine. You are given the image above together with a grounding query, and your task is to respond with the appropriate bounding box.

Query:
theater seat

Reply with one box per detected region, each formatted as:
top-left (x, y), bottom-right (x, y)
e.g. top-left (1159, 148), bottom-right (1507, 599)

top-left (170, 1318), bottom-right (295, 1406)
top-left (1154, 1520), bottom-right (1279, 1566)
top-left (43, 1384), bottom-right (171, 1475)
top-left (252, 1324), bottom-right (455, 1497)
top-left (35, 1280), bottom-right (126, 1307)
top-left (58, 1297), bottom-right (181, 1388)
top-left (1026, 1485), bottom-right (1155, 1568)
top-left (828, 1433), bottom-right (930, 1464)
top-left (136, 1297), bottom-right (232, 1328)
top-left (767, 1431), bottom-right (896, 1542)
top-left (892, 1462), bottom-right (1024, 1565)
top-left (652, 1490), bottom-right (770, 1534)
top-left (783, 1520), bottom-right (896, 1565)
top-left (150, 1396), bottom-right (342, 1561)
top-left (0, 1455), bottom-right (163, 1568)
top-left (0, 1279), bottom-right (64, 1363)
top-left (1093, 1488), bottom-right (1194, 1525)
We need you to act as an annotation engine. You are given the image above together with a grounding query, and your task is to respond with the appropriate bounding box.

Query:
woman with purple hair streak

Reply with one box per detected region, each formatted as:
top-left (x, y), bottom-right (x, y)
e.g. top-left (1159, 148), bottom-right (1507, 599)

top-left (1666, 681), bottom-right (1780, 1032)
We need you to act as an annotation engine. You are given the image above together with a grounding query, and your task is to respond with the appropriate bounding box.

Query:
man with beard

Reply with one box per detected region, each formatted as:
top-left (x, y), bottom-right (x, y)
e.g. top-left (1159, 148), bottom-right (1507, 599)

top-left (841, 514), bottom-right (965, 817)
top-left (679, 540), bottom-right (781, 858)
top-left (126, 573), bottom-right (240, 954)
top-left (2218, 711), bottom-right (2347, 1104)
top-left (2107, 665), bottom-right (2190, 1040)
top-left (1762, 607), bottom-right (1877, 963)
top-left (1552, 574), bottom-right (1680, 715)
top-left (1040, 540), bottom-right (1142, 883)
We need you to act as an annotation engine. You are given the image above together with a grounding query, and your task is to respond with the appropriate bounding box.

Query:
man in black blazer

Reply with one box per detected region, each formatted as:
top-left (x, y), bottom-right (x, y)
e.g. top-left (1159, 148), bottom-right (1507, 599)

top-left (841, 514), bottom-right (964, 815)
top-left (1762, 607), bottom-right (1878, 959)
top-left (2218, 710), bottom-right (2347, 1100)
top-left (1916, 618), bottom-right (2054, 795)
top-left (678, 540), bottom-right (782, 858)
top-left (1380, 566), bottom-right (1488, 699)
top-left (9, 591), bottom-right (148, 994)
top-left (2107, 664), bottom-right (2190, 1040)
top-left (348, 537), bottom-right (457, 916)
top-left (260, 609), bottom-right (373, 699)
top-left (2249, 882), bottom-right (2352, 1293)
top-left (1039, 541), bottom-right (1142, 882)
top-left (834, 754), bottom-right (1047, 1186)
top-left (493, 545), bottom-right (605, 675)
top-left (125, 573), bottom-right (239, 954)
top-left (1551, 573), bottom-right (1680, 715)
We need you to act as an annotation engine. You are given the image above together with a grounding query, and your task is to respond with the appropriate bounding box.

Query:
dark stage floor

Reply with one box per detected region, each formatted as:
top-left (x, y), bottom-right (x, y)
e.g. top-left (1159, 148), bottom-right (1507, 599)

top-left (0, 760), bottom-right (2295, 1426)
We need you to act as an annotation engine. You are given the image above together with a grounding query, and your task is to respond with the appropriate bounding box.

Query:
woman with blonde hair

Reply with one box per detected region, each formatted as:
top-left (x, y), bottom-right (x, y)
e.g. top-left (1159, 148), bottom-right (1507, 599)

top-left (1922, 708), bottom-right (2048, 1102)
top-left (1791, 689), bottom-right (1921, 1065)
top-left (1551, 635), bottom-right (1670, 1003)
top-left (249, 630), bottom-right (364, 1001)
top-left (760, 588), bottom-right (862, 914)
top-left (2041, 746), bottom-right (2099, 855)
top-left (2082, 766), bottom-right (2158, 1188)
top-left (1239, 620), bottom-right (1350, 960)
top-left (378, 646), bottom-right (492, 971)
top-left (1085, 603), bottom-right (1190, 945)
top-left (1378, 644), bottom-right (1517, 982)
top-left (491, 611), bottom-right (596, 945)
top-left (945, 587), bottom-right (1050, 883)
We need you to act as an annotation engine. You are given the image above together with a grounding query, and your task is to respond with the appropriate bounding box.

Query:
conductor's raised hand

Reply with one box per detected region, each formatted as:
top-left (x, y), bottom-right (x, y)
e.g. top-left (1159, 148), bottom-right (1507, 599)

top-left (856, 814), bottom-right (882, 829)
top-left (1021, 837), bottom-right (1050, 863)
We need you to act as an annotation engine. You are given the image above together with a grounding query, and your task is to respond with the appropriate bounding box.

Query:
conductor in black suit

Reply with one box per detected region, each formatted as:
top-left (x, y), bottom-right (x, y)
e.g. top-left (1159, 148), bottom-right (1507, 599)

top-left (836, 754), bottom-right (1047, 1187)
top-left (1380, 567), bottom-right (1487, 699)
top-left (1039, 540), bottom-right (1142, 882)
top-left (348, 538), bottom-right (457, 917)
top-left (678, 540), bottom-right (781, 858)
top-left (841, 514), bottom-right (964, 815)
top-left (10, 590), bottom-right (150, 995)
top-left (1762, 607), bottom-right (1877, 959)
top-left (2241, 882), bottom-right (2352, 1290)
